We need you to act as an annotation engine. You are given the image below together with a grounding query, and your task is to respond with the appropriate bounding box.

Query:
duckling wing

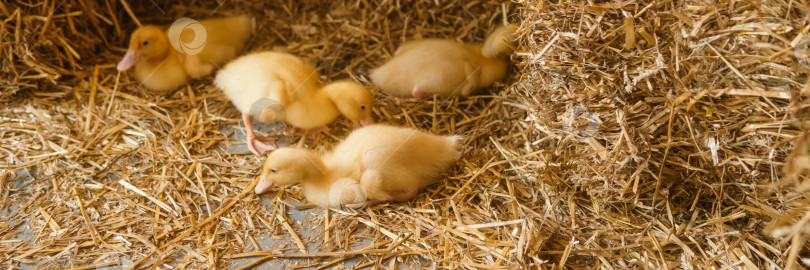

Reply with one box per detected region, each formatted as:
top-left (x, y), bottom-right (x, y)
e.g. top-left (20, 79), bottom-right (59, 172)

top-left (360, 145), bottom-right (421, 182)
top-left (216, 72), bottom-right (288, 116)
top-left (360, 145), bottom-right (401, 170)
top-left (197, 16), bottom-right (253, 65)
top-left (359, 146), bottom-right (403, 201)
top-left (184, 53), bottom-right (218, 79)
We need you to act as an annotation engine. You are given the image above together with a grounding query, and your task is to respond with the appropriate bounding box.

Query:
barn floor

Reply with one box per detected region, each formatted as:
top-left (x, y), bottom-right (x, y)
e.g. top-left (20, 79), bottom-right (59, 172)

top-left (3, 0), bottom-right (810, 269)
top-left (6, 127), bottom-right (382, 270)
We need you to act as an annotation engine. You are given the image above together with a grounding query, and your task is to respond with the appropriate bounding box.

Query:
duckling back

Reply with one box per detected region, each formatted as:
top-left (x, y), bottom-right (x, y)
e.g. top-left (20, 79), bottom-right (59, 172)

top-left (196, 16), bottom-right (254, 66)
top-left (370, 39), bottom-right (485, 97)
top-left (370, 33), bottom-right (510, 98)
top-left (214, 51), bottom-right (319, 117)
top-left (325, 125), bottom-right (461, 203)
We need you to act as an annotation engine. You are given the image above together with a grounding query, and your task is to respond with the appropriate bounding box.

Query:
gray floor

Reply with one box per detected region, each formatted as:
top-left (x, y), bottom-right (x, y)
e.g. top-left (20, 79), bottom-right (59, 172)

top-left (4, 170), bottom-right (36, 269)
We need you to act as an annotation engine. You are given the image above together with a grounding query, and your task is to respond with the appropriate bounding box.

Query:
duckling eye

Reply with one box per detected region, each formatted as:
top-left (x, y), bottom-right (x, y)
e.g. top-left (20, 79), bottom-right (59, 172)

top-left (360, 106), bottom-right (366, 110)
top-left (270, 169), bottom-right (277, 173)
top-left (142, 41), bottom-right (149, 46)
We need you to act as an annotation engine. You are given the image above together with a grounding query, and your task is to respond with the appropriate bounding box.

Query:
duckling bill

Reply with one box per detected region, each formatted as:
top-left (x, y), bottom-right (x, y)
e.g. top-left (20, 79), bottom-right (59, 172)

top-left (255, 124), bottom-right (461, 208)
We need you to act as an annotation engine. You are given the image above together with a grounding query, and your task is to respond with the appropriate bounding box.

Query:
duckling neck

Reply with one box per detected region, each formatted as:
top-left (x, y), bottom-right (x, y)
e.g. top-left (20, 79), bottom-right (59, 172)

top-left (292, 151), bottom-right (335, 207)
top-left (300, 171), bottom-right (341, 208)
top-left (301, 177), bottom-right (329, 192)
top-left (319, 84), bottom-right (342, 106)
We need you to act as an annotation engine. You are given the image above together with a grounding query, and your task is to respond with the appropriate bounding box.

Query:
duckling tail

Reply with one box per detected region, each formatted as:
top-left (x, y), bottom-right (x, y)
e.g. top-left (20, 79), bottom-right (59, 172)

top-left (481, 24), bottom-right (517, 58)
top-left (446, 135), bottom-right (464, 160)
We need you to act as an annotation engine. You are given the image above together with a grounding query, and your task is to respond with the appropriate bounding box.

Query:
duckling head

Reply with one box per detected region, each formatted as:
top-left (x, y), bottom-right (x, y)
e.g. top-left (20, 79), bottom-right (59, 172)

top-left (255, 148), bottom-right (326, 194)
top-left (117, 25), bottom-right (170, 71)
top-left (323, 80), bottom-right (374, 126)
top-left (482, 24), bottom-right (517, 58)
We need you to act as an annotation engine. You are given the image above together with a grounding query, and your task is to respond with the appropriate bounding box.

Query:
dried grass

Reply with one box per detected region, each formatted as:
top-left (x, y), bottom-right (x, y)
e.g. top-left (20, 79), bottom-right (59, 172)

top-left (1, 0), bottom-right (809, 269)
top-left (515, 0), bottom-right (810, 268)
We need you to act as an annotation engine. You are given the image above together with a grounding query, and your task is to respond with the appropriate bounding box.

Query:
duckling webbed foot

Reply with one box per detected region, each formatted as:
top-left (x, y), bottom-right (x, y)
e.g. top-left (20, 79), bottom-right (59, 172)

top-left (344, 199), bottom-right (380, 210)
top-left (411, 87), bottom-right (431, 99)
top-left (392, 188), bottom-right (419, 202)
top-left (344, 201), bottom-right (367, 210)
top-left (242, 113), bottom-right (278, 155)
top-left (293, 126), bottom-right (329, 139)
top-left (248, 136), bottom-right (277, 155)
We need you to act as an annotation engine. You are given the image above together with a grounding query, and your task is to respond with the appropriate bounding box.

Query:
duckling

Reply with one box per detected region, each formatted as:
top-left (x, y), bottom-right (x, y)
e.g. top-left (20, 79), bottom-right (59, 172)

top-left (370, 24), bottom-right (517, 98)
top-left (214, 51), bottom-right (374, 155)
top-left (117, 16), bottom-right (254, 92)
top-left (254, 124), bottom-right (461, 209)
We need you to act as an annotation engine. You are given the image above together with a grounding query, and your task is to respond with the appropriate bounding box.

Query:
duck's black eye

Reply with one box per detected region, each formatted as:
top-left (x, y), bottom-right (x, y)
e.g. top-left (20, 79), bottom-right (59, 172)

top-left (360, 106), bottom-right (366, 110)
top-left (142, 41), bottom-right (149, 46)
top-left (270, 169), bottom-right (277, 173)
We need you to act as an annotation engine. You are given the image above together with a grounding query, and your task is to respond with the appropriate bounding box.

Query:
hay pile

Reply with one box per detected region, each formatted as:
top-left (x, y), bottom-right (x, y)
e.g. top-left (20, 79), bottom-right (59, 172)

top-left (1, 0), bottom-right (808, 269)
top-left (0, 0), bottom-right (113, 102)
top-left (515, 0), bottom-right (809, 268)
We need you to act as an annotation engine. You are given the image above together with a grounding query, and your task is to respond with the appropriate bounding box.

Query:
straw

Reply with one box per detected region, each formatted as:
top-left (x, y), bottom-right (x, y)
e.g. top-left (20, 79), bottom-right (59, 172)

top-left (1, 0), bottom-right (807, 268)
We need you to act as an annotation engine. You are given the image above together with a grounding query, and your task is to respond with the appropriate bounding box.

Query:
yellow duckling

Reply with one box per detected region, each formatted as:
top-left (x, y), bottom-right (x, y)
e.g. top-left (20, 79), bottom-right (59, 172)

top-left (370, 24), bottom-right (517, 98)
top-left (214, 51), bottom-right (374, 155)
top-left (254, 124), bottom-right (462, 208)
top-left (117, 16), bottom-right (254, 92)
